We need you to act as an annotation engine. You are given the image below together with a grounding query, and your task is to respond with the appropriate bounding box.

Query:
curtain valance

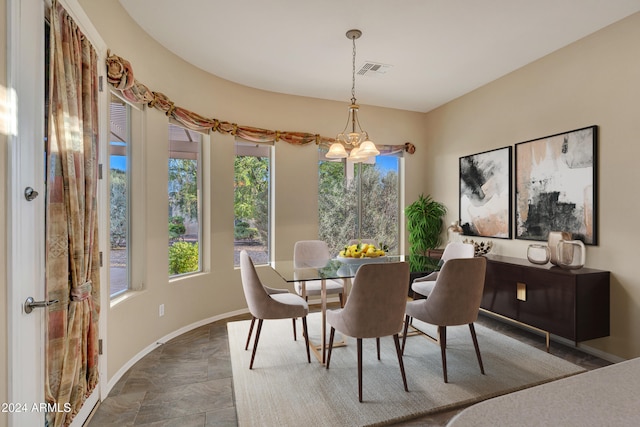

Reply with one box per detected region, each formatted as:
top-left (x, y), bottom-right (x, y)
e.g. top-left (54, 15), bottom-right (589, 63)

top-left (106, 51), bottom-right (415, 155)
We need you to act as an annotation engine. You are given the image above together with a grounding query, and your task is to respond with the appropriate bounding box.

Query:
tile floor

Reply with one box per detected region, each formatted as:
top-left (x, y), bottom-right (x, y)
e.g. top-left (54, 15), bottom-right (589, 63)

top-left (86, 309), bottom-right (611, 426)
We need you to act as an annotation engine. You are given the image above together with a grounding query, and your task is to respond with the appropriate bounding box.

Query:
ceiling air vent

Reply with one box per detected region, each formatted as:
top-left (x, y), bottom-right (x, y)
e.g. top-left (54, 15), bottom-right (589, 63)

top-left (357, 62), bottom-right (392, 77)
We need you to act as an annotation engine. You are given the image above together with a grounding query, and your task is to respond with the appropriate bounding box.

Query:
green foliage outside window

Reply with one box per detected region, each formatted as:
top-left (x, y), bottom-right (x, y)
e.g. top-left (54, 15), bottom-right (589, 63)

top-left (110, 169), bottom-right (127, 248)
top-left (168, 158), bottom-right (198, 221)
top-left (169, 216), bottom-right (186, 240)
top-left (234, 220), bottom-right (259, 240)
top-left (234, 155), bottom-right (269, 244)
top-left (169, 241), bottom-right (199, 275)
top-left (318, 160), bottom-right (399, 255)
top-left (168, 154), bottom-right (200, 275)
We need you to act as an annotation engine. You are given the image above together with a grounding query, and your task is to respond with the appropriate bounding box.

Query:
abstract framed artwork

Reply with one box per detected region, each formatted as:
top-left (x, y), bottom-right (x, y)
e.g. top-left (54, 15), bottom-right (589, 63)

top-left (515, 125), bottom-right (598, 244)
top-left (459, 146), bottom-right (512, 239)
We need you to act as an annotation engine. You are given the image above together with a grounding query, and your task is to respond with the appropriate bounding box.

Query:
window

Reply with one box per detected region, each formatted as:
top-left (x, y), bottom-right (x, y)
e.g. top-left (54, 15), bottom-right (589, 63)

top-left (168, 123), bottom-right (202, 276)
top-left (318, 153), bottom-right (400, 255)
top-left (234, 140), bottom-right (272, 266)
top-left (109, 94), bottom-right (130, 297)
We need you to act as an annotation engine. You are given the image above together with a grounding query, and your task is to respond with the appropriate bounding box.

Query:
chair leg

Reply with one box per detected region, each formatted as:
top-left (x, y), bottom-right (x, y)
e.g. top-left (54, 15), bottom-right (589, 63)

top-left (245, 317), bottom-right (256, 351)
top-left (326, 327), bottom-right (336, 369)
top-left (339, 292), bottom-right (344, 308)
top-left (401, 315), bottom-right (411, 355)
top-left (292, 318), bottom-right (297, 341)
top-left (249, 319), bottom-right (264, 370)
top-left (302, 317), bottom-right (310, 363)
top-left (357, 338), bottom-right (363, 402)
top-left (469, 323), bottom-right (485, 375)
top-left (438, 326), bottom-right (448, 383)
top-left (393, 333), bottom-right (409, 392)
top-left (376, 337), bottom-right (381, 360)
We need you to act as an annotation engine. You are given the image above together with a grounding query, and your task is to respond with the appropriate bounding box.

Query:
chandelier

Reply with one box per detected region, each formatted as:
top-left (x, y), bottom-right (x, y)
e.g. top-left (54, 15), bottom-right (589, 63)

top-left (326, 29), bottom-right (379, 162)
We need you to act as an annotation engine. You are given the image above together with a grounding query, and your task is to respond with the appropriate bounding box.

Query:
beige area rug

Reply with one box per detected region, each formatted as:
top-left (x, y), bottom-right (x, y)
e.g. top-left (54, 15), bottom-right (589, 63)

top-left (228, 313), bottom-right (585, 427)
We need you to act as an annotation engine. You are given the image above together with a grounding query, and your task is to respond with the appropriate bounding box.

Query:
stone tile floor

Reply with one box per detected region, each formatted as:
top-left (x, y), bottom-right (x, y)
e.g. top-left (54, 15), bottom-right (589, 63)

top-left (87, 308), bottom-right (611, 426)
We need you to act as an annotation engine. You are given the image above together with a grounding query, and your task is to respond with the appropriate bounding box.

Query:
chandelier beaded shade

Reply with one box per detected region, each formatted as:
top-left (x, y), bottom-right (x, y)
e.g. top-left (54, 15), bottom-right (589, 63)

top-left (326, 29), bottom-right (379, 161)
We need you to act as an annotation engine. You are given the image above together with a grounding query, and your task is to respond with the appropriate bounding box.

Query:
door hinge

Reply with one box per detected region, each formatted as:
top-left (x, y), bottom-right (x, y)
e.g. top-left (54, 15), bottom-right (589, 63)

top-left (99, 75), bottom-right (104, 92)
top-left (98, 339), bottom-right (103, 355)
top-left (98, 163), bottom-right (103, 180)
top-left (99, 251), bottom-right (103, 267)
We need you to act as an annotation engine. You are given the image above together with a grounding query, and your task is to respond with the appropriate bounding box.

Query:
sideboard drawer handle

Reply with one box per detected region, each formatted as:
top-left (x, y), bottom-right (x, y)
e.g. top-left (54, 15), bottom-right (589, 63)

top-left (516, 282), bottom-right (527, 301)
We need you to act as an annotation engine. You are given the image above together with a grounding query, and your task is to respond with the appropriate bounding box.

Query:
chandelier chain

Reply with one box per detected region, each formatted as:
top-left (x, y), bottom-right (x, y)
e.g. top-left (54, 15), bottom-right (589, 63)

top-left (351, 34), bottom-right (357, 104)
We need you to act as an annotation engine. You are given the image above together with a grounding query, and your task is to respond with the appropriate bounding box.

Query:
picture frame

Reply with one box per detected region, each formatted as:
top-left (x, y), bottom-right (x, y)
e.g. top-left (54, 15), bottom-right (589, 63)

top-left (515, 125), bottom-right (598, 244)
top-left (459, 146), bottom-right (512, 239)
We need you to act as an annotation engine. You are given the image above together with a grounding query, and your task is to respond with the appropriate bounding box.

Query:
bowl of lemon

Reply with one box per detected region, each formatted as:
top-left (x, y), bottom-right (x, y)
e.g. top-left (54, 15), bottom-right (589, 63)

top-left (336, 243), bottom-right (387, 264)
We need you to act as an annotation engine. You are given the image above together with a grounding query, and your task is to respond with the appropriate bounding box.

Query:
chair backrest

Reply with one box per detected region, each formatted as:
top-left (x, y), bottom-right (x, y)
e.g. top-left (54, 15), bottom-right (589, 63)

top-left (239, 250), bottom-right (273, 319)
top-left (423, 257), bottom-right (487, 326)
top-left (441, 242), bottom-right (475, 262)
top-left (339, 262), bottom-right (410, 338)
top-left (294, 240), bottom-right (331, 268)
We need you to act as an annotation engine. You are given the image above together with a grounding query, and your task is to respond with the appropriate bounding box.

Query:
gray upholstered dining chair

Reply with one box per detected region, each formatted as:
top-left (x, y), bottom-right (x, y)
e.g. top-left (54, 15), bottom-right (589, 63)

top-left (325, 262), bottom-right (410, 402)
top-left (411, 242), bottom-right (474, 299)
top-left (294, 240), bottom-right (345, 307)
top-left (402, 257), bottom-right (487, 383)
top-left (239, 250), bottom-right (310, 369)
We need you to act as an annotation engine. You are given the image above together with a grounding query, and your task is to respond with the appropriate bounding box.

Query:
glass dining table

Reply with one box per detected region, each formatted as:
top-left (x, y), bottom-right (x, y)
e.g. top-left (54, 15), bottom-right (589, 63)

top-left (270, 255), bottom-right (440, 364)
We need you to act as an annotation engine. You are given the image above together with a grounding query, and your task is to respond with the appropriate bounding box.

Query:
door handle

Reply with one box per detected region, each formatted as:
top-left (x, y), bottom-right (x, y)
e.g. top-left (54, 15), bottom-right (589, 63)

top-left (24, 187), bottom-right (39, 201)
top-left (24, 297), bottom-right (59, 314)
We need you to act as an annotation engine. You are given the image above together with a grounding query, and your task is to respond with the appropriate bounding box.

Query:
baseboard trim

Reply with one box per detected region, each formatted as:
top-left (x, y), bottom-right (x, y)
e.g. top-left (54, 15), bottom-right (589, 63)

top-left (104, 308), bottom-right (250, 397)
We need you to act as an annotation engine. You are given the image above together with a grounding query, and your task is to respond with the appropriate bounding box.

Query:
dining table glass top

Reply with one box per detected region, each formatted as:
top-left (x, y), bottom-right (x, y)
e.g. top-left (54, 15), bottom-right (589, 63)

top-left (271, 254), bottom-right (441, 283)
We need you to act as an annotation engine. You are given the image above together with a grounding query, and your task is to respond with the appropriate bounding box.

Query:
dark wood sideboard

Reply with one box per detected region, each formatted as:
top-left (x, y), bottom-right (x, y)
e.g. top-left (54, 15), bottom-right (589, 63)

top-left (482, 255), bottom-right (610, 346)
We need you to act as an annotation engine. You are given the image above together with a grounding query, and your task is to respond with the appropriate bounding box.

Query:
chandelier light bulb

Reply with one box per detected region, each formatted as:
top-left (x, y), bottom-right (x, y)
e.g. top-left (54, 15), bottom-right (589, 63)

top-left (326, 142), bottom-right (348, 159)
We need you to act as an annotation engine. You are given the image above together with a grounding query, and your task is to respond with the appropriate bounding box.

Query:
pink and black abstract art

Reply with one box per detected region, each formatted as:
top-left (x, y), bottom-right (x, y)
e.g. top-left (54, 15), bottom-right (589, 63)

top-left (459, 146), bottom-right (512, 239)
top-left (515, 125), bottom-right (597, 245)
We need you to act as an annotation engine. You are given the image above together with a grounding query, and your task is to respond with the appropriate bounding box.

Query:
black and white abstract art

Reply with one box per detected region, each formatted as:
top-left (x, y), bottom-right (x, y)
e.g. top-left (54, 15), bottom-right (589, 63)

top-left (515, 125), bottom-right (597, 244)
top-left (459, 146), bottom-right (512, 239)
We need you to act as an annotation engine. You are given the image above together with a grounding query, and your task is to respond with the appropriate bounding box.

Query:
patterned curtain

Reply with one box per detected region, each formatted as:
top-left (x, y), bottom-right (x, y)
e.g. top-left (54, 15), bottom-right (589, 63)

top-left (45, 1), bottom-right (101, 426)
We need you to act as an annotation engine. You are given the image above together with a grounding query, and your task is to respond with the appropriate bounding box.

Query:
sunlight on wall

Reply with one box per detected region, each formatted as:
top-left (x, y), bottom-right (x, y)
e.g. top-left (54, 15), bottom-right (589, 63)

top-left (0, 84), bottom-right (17, 136)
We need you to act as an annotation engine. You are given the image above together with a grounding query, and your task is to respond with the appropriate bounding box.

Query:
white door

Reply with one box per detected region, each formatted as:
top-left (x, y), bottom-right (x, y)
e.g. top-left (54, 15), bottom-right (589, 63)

top-left (7, 0), bottom-right (47, 425)
top-left (7, 1), bottom-right (105, 425)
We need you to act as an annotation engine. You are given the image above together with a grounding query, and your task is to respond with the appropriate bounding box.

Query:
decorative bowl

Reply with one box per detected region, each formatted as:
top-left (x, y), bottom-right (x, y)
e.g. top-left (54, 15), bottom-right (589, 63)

top-left (336, 255), bottom-right (387, 265)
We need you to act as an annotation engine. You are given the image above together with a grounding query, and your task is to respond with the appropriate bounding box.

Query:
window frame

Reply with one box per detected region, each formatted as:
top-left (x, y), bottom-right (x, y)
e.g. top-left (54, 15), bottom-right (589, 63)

top-left (233, 139), bottom-right (273, 267)
top-left (168, 121), bottom-right (204, 278)
top-left (318, 150), bottom-right (403, 255)
top-left (108, 92), bottom-right (133, 299)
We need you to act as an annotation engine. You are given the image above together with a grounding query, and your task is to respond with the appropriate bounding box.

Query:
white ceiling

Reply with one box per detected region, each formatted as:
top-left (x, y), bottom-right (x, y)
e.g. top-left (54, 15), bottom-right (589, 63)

top-left (119, 0), bottom-right (640, 113)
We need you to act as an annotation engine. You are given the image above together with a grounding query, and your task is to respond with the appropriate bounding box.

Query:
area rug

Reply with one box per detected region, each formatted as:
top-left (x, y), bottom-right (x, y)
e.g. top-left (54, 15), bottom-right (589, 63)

top-left (228, 313), bottom-right (585, 427)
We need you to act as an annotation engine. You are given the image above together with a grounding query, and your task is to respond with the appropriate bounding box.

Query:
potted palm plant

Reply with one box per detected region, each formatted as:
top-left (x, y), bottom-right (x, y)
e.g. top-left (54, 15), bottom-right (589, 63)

top-left (405, 194), bottom-right (447, 270)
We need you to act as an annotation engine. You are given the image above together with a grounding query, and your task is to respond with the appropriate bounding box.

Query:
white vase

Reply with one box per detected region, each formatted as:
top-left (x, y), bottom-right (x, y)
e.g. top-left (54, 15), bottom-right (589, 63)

top-left (527, 244), bottom-right (550, 265)
top-left (556, 240), bottom-right (586, 269)
top-left (548, 231), bottom-right (572, 266)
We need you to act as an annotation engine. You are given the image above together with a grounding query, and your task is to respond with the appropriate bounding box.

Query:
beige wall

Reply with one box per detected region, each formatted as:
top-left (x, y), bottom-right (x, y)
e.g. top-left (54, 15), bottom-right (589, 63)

top-left (422, 12), bottom-right (640, 359)
top-left (79, 0), bottom-right (426, 382)
top-left (2, 2), bottom-right (638, 415)
top-left (1, 0), bottom-right (8, 423)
